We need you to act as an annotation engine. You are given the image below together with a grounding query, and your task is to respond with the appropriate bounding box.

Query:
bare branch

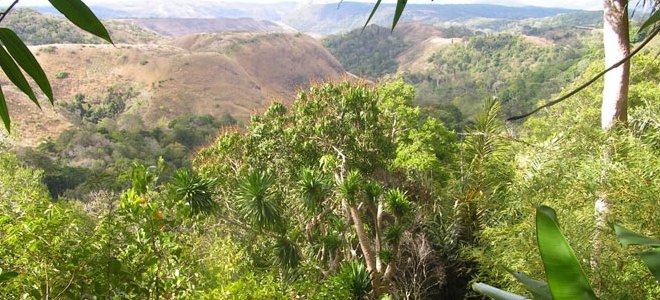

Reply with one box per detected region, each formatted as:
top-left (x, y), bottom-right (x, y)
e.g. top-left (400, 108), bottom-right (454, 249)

top-left (0, 0), bottom-right (19, 23)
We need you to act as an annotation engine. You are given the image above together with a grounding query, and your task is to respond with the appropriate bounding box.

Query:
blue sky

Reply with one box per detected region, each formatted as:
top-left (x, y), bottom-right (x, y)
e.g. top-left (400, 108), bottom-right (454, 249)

top-left (18, 0), bottom-right (604, 11)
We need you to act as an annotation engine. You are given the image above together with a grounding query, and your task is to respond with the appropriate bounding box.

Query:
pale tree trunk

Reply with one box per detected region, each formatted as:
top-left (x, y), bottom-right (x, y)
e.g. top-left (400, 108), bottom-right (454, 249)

top-left (593, 0), bottom-right (630, 292)
top-left (601, 0), bottom-right (630, 130)
top-left (348, 205), bottom-right (385, 295)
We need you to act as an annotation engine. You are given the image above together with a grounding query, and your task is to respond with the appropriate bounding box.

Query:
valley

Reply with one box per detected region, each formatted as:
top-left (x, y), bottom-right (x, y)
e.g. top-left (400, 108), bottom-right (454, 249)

top-left (0, 1), bottom-right (658, 299)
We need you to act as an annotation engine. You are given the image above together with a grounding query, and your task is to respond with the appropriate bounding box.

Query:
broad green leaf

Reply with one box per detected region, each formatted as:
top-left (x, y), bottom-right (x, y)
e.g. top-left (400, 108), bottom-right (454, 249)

top-left (392, 0), bottom-right (408, 32)
top-left (0, 46), bottom-right (39, 107)
top-left (48, 0), bottom-right (113, 44)
top-left (0, 28), bottom-right (54, 103)
top-left (613, 223), bottom-right (660, 247)
top-left (363, 0), bottom-right (383, 31)
top-left (640, 10), bottom-right (660, 32)
top-left (506, 269), bottom-right (552, 300)
top-left (0, 85), bottom-right (9, 131)
top-left (536, 206), bottom-right (596, 300)
top-left (472, 283), bottom-right (529, 300)
top-left (639, 249), bottom-right (660, 282)
top-left (0, 270), bottom-right (18, 283)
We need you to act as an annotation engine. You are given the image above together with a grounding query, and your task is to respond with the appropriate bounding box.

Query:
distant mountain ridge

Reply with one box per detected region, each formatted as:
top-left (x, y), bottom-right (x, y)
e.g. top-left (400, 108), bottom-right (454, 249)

top-left (29, 2), bottom-right (585, 35)
top-left (126, 18), bottom-right (295, 37)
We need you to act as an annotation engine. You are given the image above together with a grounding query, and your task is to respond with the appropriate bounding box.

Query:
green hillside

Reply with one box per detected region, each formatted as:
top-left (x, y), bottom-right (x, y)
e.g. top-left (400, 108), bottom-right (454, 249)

top-left (324, 23), bottom-right (599, 120)
top-left (4, 8), bottom-right (159, 44)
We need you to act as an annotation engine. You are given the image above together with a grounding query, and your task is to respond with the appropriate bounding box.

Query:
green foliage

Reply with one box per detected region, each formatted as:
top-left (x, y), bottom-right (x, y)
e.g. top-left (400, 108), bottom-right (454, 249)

top-left (614, 224), bottom-right (660, 282)
top-left (338, 260), bottom-right (373, 299)
top-left (61, 87), bottom-right (135, 124)
top-left (237, 170), bottom-right (283, 232)
top-left (474, 206), bottom-right (660, 300)
top-left (173, 168), bottom-right (217, 216)
top-left (323, 25), bottom-right (409, 79)
top-left (55, 71), bottom-right (69, 79)
top-left (17, 107), bottom-right (236, 199)
top-left (3, 8), bottom-right (158, 45)
top-left (418, 33), bottom-right (596, 118)
top-left (470, 55), bottom-right (660, 299)
top-left (535, 206), bottom-right (596, 299)
top-left (195, 80), bottom-right (457, 296)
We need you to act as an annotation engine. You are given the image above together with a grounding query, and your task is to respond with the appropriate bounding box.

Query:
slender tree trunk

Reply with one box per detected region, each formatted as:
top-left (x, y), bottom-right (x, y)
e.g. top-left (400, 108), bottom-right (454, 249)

top-left (348, 205), bottom-right (383, 295)
top-left (601, 0), bottom-right (630, 130)
top-left (349, 205), bottom-right (377, 272)
top-left (593, 0), bottom-right (630, 292)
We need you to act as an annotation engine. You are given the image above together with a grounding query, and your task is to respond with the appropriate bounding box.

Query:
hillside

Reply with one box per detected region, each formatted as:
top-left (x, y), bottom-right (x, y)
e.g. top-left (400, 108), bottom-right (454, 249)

top-left (325, 22), bottom-right (599, 120)
top-left (126, 18), bottom-right (295, 37)
top-left (4, 8), bottom-right (160, 45)
top-left (3, 32), bottom-right (345, 146)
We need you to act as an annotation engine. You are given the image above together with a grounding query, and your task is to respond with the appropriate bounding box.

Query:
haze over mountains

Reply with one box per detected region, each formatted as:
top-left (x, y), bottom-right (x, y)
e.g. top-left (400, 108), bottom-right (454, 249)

top-left (29, 1), bottom-right (587, 35)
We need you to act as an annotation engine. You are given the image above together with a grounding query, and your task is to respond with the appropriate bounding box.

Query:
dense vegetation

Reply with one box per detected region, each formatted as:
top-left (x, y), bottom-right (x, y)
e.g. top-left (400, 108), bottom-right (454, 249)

top-left (1, 3), bottom-right (659, 299)
top-left (324, 24), bottom-right (599, 120)
top-left (4, 8), bottom-right (158, 45)
top-left (16, 86), bottom-right (236, 199)
top-left (2, 51), bottom-right (659, 297)
top-left (414, 32), bottom-right (598, 118)
top-left (323, 25), bottom-right (410, 79)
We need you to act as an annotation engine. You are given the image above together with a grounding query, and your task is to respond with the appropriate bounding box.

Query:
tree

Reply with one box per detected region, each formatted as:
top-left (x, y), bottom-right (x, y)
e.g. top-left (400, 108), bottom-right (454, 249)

top-left (601, 0), bottom-right (631, 130)
top-left (0, 0), bottom-right (111, 131)
top-left (194, 80), bottom-right (456, 297)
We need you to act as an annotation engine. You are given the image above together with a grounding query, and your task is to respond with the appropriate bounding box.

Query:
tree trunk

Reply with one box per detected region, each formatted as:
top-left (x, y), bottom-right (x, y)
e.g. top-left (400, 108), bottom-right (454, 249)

top-left (601, 0), bottom-right (630, 130)
top-left (593, 0), bottom-right (630, 292)
top-left (349, 205), bottom-right (383, 294)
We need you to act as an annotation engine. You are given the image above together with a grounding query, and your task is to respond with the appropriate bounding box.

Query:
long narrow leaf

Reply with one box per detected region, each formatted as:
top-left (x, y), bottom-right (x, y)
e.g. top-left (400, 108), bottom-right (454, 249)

top-left (536, 206), bottom-right (597, 300)
top-left (362, 0), bottom-right (383, 31)
top-left (0, 270), bottom-right (18, 283)
top-left (392, 0), bottom-right (408, 32)
top-left (639, 249), bottom-right (660, 282)
top-left (613, 223), bottom-right (660, 247)
top-left (0, 46), bottom-right (39, 107)
top-left (0, 28), bottom-right (53, 104)
top-left (472, 283), bottom-right (529, 300)
top-left (640, 10), bottom-right (660, 32)
top-left (506, 269), bottom-right (552, 300)
top-left (0, 85), bottom-right (9, 131)
top-left (48, 0), bottom-right (113, 44)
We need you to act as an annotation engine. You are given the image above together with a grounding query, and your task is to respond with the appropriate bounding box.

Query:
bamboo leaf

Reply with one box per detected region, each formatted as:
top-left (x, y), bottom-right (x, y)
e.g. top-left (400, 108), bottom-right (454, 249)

top-left (392, 0), bottom-right (408, 32)
top-left (472, 283), bottom-right (529, 300)
top-left (536, 206), bottom-right (597, 300)
top-left (363, 0), bottom-right (383, 32)
top-left (48, 0), bottom-right (113, 44)
top-left (639, 249), bottom-right (660, 283)
top-left (506, 268), bottom-right (552, 300)
top-left (0, 45), bottom-right (39, 107)
top-left (0, 85), bottom-right (10, 132)
top-left (613, 223), bottom-right (660, 247)
top-left (0, 270), bottom-right (18, 283)
top-left (0, 28), bottom-right (54, 103)
top-left (640, 10), bottom-right (660, 32)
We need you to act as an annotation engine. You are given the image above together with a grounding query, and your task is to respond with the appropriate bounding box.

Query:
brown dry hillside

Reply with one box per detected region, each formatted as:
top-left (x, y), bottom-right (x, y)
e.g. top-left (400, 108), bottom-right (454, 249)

top-left (4, 32), bottom-right (345, 146)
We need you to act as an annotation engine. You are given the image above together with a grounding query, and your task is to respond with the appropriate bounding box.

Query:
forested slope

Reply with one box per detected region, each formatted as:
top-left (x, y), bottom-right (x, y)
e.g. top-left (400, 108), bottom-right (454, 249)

top-left (325, 23), bottom-right (599, 120)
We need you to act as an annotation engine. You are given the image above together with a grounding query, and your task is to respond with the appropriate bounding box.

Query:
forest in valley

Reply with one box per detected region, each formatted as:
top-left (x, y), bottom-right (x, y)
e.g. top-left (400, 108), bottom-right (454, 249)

top-left (0, 0), bottom-right (659, 299)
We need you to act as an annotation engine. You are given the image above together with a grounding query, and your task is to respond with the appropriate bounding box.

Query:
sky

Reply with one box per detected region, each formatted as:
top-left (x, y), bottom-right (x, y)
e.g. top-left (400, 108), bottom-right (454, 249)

top-left (17, 0), bottom-right (604, 11)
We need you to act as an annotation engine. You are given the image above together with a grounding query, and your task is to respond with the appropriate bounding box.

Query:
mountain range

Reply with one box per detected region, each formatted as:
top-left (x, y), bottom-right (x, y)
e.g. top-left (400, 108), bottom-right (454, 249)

top-left (29, 2), bottom-right (584, 35)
